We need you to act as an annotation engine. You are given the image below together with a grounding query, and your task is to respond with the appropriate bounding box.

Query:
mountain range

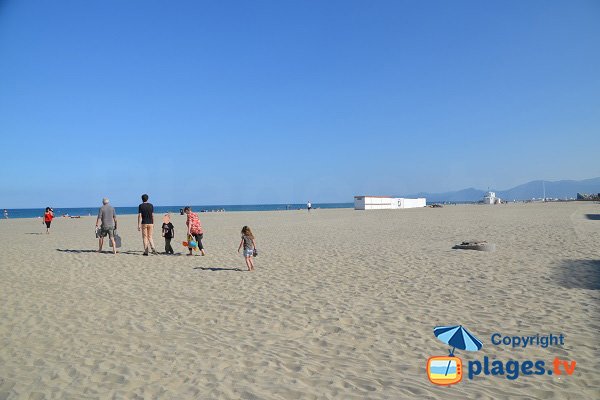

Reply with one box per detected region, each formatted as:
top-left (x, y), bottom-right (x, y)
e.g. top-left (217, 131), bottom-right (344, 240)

top-left (400, 177), bottom-right (600, 202)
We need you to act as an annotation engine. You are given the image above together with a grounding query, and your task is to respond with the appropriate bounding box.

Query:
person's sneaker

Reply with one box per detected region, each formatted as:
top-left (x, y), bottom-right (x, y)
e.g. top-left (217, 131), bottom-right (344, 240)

top-left (152, 249), bottom-right (158, 255)
top-left (143, 252), bottom-right (148, 256)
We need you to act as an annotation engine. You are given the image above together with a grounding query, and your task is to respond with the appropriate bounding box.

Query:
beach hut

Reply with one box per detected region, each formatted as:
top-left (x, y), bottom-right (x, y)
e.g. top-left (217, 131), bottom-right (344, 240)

top-left (354, 196), bottom-right (426, 210)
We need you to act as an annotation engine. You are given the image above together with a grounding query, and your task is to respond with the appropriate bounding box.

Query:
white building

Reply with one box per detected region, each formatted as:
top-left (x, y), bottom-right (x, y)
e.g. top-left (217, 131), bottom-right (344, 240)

top-left (354, 196), bottom-right (427, 210)
top-left (482, 191), bottom-right (501, 204)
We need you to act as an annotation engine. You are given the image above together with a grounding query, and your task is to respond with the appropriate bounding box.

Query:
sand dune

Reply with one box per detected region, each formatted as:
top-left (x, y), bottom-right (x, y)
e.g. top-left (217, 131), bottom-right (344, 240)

top-left (0, 202), bottom-right (599, 399)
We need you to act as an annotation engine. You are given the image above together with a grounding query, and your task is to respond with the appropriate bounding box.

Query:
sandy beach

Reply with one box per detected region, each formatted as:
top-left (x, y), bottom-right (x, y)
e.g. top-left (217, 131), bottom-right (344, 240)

top-left (0, 202), bottom-right (598, 399)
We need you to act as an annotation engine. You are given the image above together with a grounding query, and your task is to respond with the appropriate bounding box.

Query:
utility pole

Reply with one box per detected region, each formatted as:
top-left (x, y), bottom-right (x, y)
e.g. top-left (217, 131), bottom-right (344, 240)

top-left (542, 180), bottom-right (546, 202)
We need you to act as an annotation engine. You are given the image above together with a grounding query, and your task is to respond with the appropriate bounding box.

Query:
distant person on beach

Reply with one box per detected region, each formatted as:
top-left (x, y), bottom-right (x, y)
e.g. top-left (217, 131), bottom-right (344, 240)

top-left (95, 198), bottom-right (117, 254)
top-left (184, 206), bottom-right (206, 256)
top-left (3, 209), bottom-right (8, 219)
top-left (161, 214), bottom-right (175, 255)
top-left (43, 207), bottom-right (54, 234)
top-left (237, 226), bottom-right (256, 271)
top-left (307, 201), bottom-right (312, 211)
top-left (138, 194), bottom-right (157, 256)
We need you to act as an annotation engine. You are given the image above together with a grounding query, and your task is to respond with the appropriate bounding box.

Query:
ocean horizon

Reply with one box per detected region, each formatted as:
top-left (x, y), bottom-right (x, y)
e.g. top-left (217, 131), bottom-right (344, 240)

top-left (1, 203), bottom-right (355, 219)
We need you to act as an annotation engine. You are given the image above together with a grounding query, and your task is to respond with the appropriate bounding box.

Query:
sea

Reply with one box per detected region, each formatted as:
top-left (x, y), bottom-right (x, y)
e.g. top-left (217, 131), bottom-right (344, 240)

top-left (1, 203), bottom-right (354, 219)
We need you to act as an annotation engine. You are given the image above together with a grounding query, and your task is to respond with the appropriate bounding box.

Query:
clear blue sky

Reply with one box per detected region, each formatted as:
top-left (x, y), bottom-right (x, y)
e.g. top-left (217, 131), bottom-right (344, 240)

top-left (1, 0), bottom-right (598, 207)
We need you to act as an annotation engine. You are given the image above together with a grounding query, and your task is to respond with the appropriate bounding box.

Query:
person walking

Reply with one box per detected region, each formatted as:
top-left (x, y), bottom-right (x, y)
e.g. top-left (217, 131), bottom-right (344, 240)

top-left (43, 207), bottom-right (54, 234)
top-left (95, 198), bottom-right (117, 254)
top-left (137, 193), bottom-right (157, 256)
top-left (184, 206), bottom-right (206, 256)
top-left (161, 214), bottom-right (175, 255)
top-left (237, 226), bottom-right (256, 271)
top-left (307, 201), bottom-right (312, 212)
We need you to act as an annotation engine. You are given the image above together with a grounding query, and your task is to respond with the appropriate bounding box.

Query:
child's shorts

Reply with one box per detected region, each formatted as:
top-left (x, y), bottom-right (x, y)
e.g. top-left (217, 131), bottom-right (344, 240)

top-left (243, 248), bottom-right (254, 257)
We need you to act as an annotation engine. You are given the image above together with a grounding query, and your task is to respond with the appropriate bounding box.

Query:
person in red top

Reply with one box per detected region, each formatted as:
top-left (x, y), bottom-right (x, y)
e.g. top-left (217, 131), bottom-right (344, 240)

top-left (43, 207), bottom-right (54, 234)
top-left (184, 206), bottom-right (206, 256)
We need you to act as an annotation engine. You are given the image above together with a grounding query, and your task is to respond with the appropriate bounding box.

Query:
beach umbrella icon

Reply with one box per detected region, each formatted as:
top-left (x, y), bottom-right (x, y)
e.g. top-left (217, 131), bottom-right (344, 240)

top-left (433, 325), bottom-right (482, 356)
top-left (433, 325), bottom-right (482, 377)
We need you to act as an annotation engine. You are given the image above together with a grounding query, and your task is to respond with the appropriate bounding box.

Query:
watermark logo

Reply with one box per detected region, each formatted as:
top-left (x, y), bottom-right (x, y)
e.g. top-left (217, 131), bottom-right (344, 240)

top-left (426, 356), bottom-right (463, 385)
top-left (426, 325), bottom-right (577, 385)
top-left (426, 325), bottom-right (482, 386)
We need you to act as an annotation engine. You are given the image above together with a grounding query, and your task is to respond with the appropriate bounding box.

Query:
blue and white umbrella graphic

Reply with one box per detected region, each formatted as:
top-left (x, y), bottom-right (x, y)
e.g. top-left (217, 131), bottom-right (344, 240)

top-left (433, 325), bottom-right (483, 376)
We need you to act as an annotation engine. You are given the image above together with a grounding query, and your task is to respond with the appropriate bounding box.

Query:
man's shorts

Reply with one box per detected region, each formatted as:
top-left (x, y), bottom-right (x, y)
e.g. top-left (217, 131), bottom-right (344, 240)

top-left (100, 226), bottom-right (115, 239)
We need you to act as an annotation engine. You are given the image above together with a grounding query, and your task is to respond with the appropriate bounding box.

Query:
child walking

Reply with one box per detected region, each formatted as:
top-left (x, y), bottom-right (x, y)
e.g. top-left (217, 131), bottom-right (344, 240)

top-left (237, 226), bottom-right (256, 271)
top-left (161, 214), bottom-right (175, 255)
top-left (184, 206), bottom-right (206, 256)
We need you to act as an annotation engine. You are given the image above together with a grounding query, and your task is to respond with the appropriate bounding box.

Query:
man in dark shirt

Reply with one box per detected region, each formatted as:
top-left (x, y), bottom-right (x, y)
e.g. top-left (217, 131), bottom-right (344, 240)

top-left (137, 193), bottom-right (157, 255)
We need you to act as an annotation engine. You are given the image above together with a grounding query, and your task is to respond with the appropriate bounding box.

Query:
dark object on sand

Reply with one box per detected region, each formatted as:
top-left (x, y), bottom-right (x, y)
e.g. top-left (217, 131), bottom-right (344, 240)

top-left (110, 232), bottom-right (122, 248)
top-left (430, 204), bottom-right (443, 208)
top-left (452, 241), bottom-right (496, 252)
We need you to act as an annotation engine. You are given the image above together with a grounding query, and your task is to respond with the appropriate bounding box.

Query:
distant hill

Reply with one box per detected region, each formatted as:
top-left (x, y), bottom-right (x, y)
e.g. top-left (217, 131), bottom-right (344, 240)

top-left (400, 177), bottom-right (600, 202)
top-left (403, 188), bottom-right (483, 203)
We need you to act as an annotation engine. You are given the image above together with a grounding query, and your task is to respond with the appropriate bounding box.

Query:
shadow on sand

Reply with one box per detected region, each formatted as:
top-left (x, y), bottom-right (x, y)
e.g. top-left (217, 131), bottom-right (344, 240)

top-left (25, 233), bottom-right (44, 235)
top-left (194, 267), bottom-right (243, 272)
top-left (56, 249), bottom-right (145, 255)
top-left (56, 249), bottom-right (99, 254)
top-left (555, 260), bottom-right (600, 290)
top-left (585, 214), bottom-right (600, 221)
top-left (56, 249), bottom-right (189, 256)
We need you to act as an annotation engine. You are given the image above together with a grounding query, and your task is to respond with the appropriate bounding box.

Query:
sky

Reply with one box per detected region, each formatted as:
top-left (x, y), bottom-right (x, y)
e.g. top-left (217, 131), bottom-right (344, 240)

top-left (1, 0), bottom-right (599, 207)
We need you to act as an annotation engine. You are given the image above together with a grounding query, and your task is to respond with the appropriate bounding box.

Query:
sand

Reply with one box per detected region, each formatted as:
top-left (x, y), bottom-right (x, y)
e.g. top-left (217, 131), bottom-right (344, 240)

top-left (0, 202), bottom-right (598, 399)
